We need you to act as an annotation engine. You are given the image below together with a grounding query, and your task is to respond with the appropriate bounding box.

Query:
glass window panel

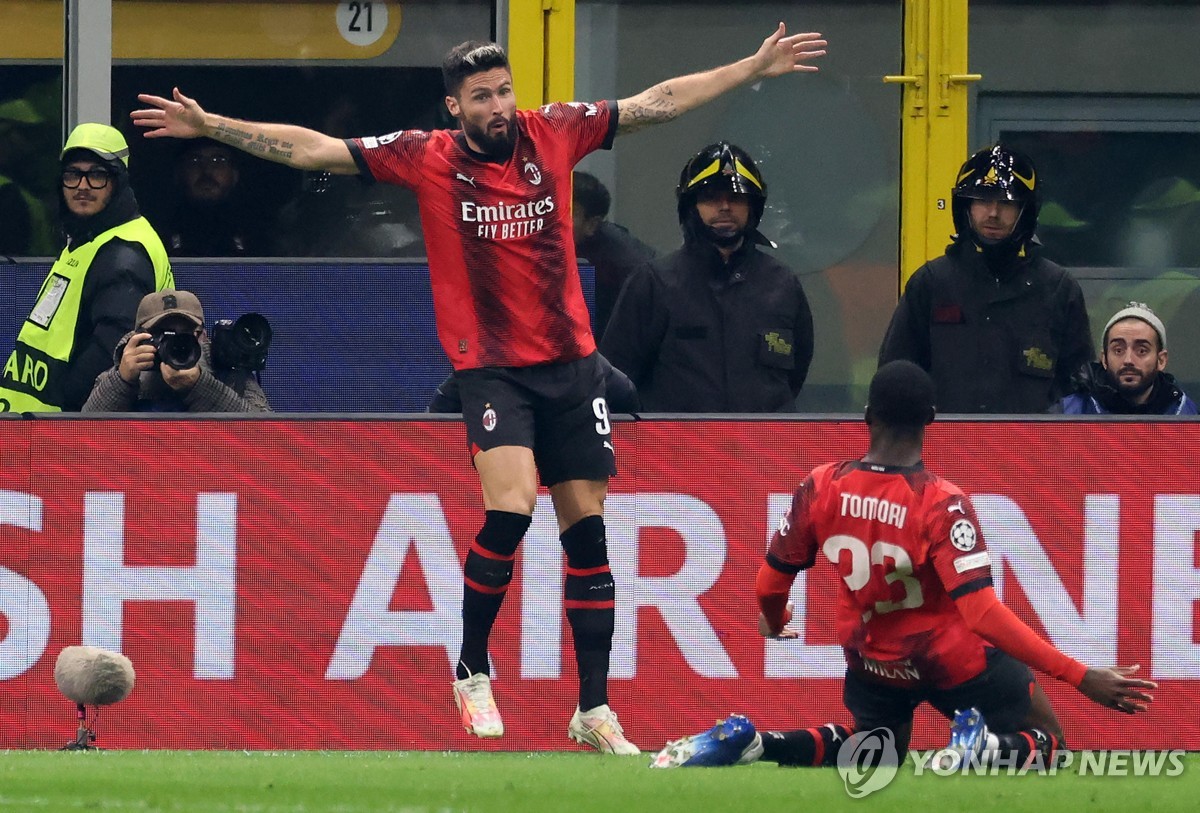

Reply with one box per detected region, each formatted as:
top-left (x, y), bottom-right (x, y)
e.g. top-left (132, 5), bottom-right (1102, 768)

top-left (0, 0), bottom-right (63, 257)
top-left (108, 0), bottom-right (492, 259)
top-left (112, 63), bottom-right (449, 258)
top-left (971, 1), bottom-right (1200, 396)
top-left (577, 1), bottom-right (902, 412)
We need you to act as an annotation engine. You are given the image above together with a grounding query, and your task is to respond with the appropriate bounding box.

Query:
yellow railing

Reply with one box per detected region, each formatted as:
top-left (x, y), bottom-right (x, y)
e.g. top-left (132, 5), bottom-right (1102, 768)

top-left (507, 0), bottom-right (574, 106)
top-left (886, 0), bottom-right (979, 289)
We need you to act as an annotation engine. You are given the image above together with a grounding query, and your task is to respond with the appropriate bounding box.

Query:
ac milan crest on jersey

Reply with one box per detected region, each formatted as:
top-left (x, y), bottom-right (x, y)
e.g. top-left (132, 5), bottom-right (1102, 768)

top-left (482, 407), bottom-right (498, 432)
top-left (523, 160), bottom-right (542, 185)
top-left (350, 100), bottom-right (618, 371)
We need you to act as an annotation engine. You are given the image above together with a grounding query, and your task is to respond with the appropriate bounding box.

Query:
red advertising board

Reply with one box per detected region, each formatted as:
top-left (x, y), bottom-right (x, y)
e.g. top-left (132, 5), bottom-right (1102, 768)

top-left (1, 418), bottom-right (1197, 751)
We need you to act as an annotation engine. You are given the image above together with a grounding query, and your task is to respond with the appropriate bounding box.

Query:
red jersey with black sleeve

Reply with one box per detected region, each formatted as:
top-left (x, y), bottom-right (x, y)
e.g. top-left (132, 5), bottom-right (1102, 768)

top-left (762, 460), bottom-right (998, 689)
top-left (347, 100), bottom-right (618, 371)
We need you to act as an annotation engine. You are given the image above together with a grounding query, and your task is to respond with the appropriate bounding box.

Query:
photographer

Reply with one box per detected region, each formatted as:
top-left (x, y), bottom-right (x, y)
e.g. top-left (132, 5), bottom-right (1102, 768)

top-left (82, 289), bottom-right (270, 413)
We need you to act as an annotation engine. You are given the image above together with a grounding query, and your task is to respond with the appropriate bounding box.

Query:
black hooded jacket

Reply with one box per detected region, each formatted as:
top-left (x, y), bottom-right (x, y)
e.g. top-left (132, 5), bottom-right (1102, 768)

top-left (600, 229), bottom-right (814, 413)
top-left (879, 238), bottom-right (1093, 414)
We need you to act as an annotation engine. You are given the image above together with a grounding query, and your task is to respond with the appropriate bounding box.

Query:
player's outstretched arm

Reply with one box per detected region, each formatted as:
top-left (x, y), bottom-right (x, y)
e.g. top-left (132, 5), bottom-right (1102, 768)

top-left (616, 22), bottom-right (827, 135)
top-left (957, 587), bottom-right (1157, 713)
top-left (1077, 665), bottom-right (1157, 715)
top-left (131, 87), bottom-right (358, 174)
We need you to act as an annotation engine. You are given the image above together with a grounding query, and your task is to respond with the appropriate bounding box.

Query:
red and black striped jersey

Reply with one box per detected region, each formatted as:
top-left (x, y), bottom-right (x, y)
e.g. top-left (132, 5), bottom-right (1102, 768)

top-left (349, 100), bottom-right (617, 370)
top-left (768, 459), bottom-right (996, 688)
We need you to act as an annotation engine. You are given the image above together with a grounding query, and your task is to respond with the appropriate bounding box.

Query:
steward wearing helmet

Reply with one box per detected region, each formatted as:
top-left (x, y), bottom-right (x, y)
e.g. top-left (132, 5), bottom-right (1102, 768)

top-left (0, 123), bottom-right (173, 413)
top-left (878, 144), bottom-right (1092, 413)
top-left (600, 142), bottom-right (813, 412)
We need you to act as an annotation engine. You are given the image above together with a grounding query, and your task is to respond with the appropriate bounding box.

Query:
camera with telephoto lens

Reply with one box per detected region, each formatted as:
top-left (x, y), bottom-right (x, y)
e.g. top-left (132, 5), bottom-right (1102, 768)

top-left (148, 330), bottom-right (202, 370)
top-left (211, 313), bottom-right (272, 372)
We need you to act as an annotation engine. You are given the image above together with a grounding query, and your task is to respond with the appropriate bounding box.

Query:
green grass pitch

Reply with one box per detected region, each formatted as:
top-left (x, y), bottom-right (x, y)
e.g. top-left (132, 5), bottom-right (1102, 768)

top-left (2, 750), bottom-right (1197, 812)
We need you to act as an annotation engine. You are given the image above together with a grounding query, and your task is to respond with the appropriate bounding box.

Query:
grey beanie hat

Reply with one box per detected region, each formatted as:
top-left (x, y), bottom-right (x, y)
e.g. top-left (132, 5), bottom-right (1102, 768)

top-left (1103, 302), bottom-right (1167, 350)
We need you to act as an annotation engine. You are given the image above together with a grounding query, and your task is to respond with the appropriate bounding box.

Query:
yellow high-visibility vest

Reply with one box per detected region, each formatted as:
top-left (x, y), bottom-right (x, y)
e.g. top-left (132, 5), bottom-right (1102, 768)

top-left (0, 216), bottom-right (173, 412)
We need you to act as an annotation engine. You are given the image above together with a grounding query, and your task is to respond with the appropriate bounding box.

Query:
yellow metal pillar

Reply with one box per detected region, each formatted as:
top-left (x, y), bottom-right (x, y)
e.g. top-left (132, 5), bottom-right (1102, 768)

top-left (887, 0), bottom-right (980, 289)
top-left (506, 0), bottom-right (575, 106)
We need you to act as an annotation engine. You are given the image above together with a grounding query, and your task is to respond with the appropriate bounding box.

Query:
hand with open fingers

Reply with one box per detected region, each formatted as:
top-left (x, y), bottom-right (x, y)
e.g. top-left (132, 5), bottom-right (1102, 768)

top-left (130, 87), bottom-right (207, 139)
top-left (758, 601), bottom-right (800, 639)
top-left (754, 22), bottom-right (828, 79)
top-left (1078, 664), bottom-right (1157, 714)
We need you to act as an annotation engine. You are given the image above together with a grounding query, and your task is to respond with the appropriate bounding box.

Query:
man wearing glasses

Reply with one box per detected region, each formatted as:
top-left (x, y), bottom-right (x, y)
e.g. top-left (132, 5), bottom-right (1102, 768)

top-left (0, 123), bottom-right (173, 413)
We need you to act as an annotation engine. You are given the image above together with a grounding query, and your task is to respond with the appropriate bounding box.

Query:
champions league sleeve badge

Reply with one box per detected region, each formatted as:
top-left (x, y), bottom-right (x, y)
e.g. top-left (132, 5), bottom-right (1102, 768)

top-left (949, 519), bottom-right (978, 551)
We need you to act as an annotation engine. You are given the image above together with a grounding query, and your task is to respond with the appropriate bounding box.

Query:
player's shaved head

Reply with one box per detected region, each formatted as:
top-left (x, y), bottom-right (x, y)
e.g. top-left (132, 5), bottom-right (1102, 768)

top-left (868, 360), bottom-right (936, 431)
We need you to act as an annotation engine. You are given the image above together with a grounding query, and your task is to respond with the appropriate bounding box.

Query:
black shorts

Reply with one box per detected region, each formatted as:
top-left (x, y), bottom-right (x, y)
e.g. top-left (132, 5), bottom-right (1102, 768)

top-left (844, 648), bottom-right (1035, 735)
top-left (455, 352), bottom-right (617, 487)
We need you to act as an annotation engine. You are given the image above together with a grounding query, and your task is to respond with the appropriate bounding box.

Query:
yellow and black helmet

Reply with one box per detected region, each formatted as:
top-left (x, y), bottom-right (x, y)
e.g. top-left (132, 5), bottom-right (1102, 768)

top-left (676, 142), bottom-right (767, 228)
top-left (952, 144), bottom-right (1040, 247)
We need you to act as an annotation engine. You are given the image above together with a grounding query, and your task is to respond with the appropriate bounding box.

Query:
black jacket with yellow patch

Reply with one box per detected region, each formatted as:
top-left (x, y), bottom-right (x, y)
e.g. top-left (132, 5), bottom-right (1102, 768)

top-left (600, 236), bottom-right (813, 413)
top-left (879, 245), bottom-right (1093, 414)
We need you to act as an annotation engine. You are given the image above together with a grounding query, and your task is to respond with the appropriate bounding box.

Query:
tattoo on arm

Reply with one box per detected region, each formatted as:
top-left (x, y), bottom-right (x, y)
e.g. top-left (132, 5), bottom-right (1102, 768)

top-left (214, 121), bottom-right (255, 146)
top-left (214, 121), bottom-right (294, 161)
top-left (617, 83), bottom-right (679, 134)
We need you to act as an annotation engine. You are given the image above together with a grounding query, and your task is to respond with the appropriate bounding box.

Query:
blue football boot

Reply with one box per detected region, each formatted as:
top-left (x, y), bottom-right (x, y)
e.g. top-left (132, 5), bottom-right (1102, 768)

top-left (649, 714), bottom-right (764, 768)
top-left (935, 707), bottom-right (988, 771)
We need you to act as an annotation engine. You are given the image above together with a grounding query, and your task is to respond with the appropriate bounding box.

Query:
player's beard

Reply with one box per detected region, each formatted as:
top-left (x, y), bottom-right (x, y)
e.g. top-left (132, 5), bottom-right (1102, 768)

top-left (464, 113), bottom-right (517, 161)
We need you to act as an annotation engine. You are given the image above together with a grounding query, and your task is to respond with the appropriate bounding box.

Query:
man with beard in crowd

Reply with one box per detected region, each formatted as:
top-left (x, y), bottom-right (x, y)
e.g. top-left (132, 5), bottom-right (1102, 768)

top-left (1054, 302), bottom-right (1197, 415)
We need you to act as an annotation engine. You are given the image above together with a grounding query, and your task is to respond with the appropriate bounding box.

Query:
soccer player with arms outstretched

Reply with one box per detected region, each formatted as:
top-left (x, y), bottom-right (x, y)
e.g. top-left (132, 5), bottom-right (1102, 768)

top-left (653, 360), bottom-right (1156, 768)
top-left (131, 23), bottom-right (827, 754)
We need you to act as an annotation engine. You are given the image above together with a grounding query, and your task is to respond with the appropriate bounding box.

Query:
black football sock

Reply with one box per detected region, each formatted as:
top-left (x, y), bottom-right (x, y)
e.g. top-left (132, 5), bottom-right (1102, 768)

top-left (456, 510), bottom-right (530, 681)
top-left (761, 724), bottom-right (854, 766)
top-left (561, 515), bottom-right (614, 711)
top-left (984, 729), bottom-right (1064, 769)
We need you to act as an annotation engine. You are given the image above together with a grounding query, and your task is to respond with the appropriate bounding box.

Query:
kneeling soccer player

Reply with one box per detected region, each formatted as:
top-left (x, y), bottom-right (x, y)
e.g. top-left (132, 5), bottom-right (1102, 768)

top-left (651, 361), bottom-right (1156, 769)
